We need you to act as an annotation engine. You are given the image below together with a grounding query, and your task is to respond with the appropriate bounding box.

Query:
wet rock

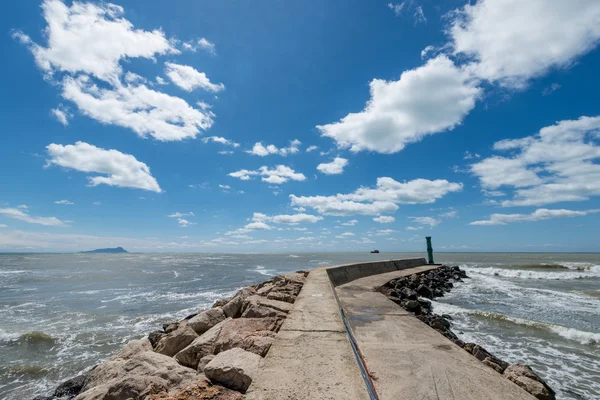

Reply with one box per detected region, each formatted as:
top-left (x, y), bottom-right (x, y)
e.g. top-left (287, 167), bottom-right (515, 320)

top-left (155, 326), bottom-right (198, 357)
top-left (400, 287), bottom-right (417, 300)
top-left (188, 308), bottom-right (227, 335)
top-left (402, 300), bottom-right (420, 312)
top-left (430, 317), bottom-right (451, 331)
top-left (417, 299), bottom-right (431, 311)
top-left (504, 364), bottom-right (556, 400)
top-left (416, 284), bottom-right (433, 299)
top-left (204, 348), bottom-right (262, 393)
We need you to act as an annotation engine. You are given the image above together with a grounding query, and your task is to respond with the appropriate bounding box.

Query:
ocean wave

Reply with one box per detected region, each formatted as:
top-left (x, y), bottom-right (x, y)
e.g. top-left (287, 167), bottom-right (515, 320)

top-left (431, 301), bottom-right (600, 346)
top-left (466, 266), bottom-right (599, 280)
top-left (288, 255), bottom-right (300, 258)
top-left (251, 265), bottom-right (276, 276)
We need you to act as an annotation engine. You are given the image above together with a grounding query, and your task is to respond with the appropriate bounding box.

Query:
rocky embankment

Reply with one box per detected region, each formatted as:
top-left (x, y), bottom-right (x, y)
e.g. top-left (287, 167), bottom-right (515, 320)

top-left (34, 271), bottom-right (308, 400)
top-left (382, 265), bottom-right (556, 400)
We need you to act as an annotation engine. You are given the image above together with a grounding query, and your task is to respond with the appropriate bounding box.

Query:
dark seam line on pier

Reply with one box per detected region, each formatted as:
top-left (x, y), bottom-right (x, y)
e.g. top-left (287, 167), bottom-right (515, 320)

top-left (329, 282), bottom-right (381, 400)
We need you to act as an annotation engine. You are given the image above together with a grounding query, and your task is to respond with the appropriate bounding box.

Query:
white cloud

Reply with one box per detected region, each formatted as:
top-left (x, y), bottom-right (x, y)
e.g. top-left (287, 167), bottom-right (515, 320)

top-left (168, 212), bottom-right (194, 218)
top-left (409, 216), bottom-right (439, 227)
top-left (164, 62), bottom-right (224, 93)
top-left (51, 105), bottom-right (71, 126)
top-left (13, 0), bottom-right (178, 84)
top-left (406, 226), bottom-right (423, 231)
top-left (229, 165), bottom-right (306, 184)
top-left (341, 219), bottom-right (358, 226)
top-left (293, 207), bottom-right (306, 212)
top-left (0, 225), bottom-right (6, 228)
top-left (93, 202), bottom-right (101, 205)
top-left (177, 218), bottom-right (196, 227)
top-left (470, 208), bottom-right (599, 226)
top-left (449, 0), bottom-right (600, 88)
top-left (375, 229), bottom-right (396, 236)
top-left (463, 151), bottom-right (480, 160)
top-left (413, 6), bottom-right (426, 25)
top-left (46, 141), bottom-right (161, 192)
top-left (202, 136), bottom-right (240, 147)
top-left (306, 145), bottom-right (318, 153)
top-left (251, 212), bottom-right (322, 225)
top-left (0, 208), bottom-right (68, 227)
top-left (54, 200), bottom-right (74, 205)
top-left (17, 205), bottom-right (29, 210)
top-left (439, 210), bottom-right (457, 218)
top-left (335, 232), bottom-right (355, 239)
top-left (373, 216), bottom-right (395, 223)
top-left (198, 38), bottom-right (216, 54)
top-left (155, 76), bottom-right (167, 85)
top-left (471, 116), bottom-right (600, 206)
top-left (317, 157), bottom-right (348, 175)
top-left (420, 45), bottom-right (436, 59)
top-left (219, 184), bottom-right (231, 191)
top-left (246, 139), bottom-right (301, 157)
top-left (62, 76), bottom-right (215, 141)
top-left (316, 56), bottom-right (481, 154)
top-left (291, 177), bottom-right (461, 216)
top-left (388, 3), bottom-right (405, 16)
top-left (542, 83), bottom-right (561, 96)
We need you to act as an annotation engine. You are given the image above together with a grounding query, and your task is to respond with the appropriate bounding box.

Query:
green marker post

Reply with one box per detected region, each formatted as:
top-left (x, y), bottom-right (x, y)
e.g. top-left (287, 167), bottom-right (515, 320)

top-left (426, 236), bottom-right (434, 264)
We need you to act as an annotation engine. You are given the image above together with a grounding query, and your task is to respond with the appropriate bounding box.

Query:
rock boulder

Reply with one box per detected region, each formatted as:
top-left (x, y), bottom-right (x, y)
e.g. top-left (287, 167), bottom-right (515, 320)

top-left (154, 326), bottom-right (198, 357)
top-left (204, 348), bottom-right (262, 393)
top-left (504, 364), bottom-right (556, 400)
top-left (188, 308), bottom-right (227, 335)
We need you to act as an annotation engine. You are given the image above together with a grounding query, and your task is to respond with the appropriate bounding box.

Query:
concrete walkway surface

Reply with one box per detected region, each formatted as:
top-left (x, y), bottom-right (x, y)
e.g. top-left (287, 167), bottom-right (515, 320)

top-left (245, 260), bottom-right (536, 400)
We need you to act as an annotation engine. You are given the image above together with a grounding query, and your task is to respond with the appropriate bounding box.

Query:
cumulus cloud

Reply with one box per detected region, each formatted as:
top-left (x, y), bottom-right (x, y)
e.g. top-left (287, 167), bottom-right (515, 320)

top-left (341, 220), bottom-right (358, 226)
top-left (246, 139), bottom-right (301, 157)
top-left (46, 141), bottom-right (161, 192)
top-left (55, 200), bottom-right (74, 205)
top-left (375, 229), bottom-right (396, 236)
top-left (229, 165), bottom-right (306, 184)
top-left (13, 0), bottom-right (178, 84)
top-left (373, 216), bottom-right (395, 223)
top-left (316, 56), bottom-right (481, 154)
top-left (290, 177), bottom-right (461, 216)
top-left (317, 157), bottom-right (348, 175)
top-left (0, 208), bottom-right (68, 227)
top-left (198, 38), bottom-right (216, 54)
top-left (306, 145), bottom-right (318, 153)
top-left (471, 116), bottom-right (600, 206)
top-left (62, 75), bottom-right (215, 141)
top-left (470, 208), bottom-right (599, 226)
top-left (164, 63), bottom-right (224, 93)
top-left (448, 0), bottom-right (600, 88)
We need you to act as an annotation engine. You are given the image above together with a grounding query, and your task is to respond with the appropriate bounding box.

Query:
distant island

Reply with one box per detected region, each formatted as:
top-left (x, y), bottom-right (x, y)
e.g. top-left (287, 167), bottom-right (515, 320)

top-left (79, 247), bottom-right (128, 254)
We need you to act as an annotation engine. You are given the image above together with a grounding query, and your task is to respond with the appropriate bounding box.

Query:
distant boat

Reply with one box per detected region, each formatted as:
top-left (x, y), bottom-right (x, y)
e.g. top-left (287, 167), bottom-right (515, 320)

top-left (79, 247), bottom-right (128, 254)
top-left (370, 249), bottom-right (380, 253)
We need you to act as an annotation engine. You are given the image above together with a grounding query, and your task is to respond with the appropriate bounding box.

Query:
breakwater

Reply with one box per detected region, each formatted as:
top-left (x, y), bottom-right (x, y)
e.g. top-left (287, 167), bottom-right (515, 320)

top-left (24, 258), bottom-right (568, 400)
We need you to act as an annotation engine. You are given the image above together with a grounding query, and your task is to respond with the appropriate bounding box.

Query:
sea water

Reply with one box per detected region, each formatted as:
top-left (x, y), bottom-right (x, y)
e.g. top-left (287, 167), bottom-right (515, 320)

top-left (1, 252), bottom-right (599, 399)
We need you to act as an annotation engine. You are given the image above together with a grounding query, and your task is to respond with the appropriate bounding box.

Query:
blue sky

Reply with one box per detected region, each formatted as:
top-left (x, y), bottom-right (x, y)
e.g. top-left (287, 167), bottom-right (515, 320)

top-left (1, 0), bottom-right (600, 252)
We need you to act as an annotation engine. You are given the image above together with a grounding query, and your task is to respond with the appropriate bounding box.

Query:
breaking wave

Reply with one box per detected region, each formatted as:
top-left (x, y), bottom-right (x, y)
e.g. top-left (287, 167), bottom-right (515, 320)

top-left (431, 301), bottom-right (600, 346)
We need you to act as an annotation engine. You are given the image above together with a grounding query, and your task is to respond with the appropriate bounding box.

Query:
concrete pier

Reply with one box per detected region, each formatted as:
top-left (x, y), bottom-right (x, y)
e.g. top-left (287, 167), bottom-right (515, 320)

top-left (246, 259), bottom-right (537, 400)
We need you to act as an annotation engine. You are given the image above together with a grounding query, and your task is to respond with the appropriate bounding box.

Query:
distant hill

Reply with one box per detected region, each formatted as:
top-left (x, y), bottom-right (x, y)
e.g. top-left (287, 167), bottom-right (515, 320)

top-left (80, 247), bottom-right (128, 254)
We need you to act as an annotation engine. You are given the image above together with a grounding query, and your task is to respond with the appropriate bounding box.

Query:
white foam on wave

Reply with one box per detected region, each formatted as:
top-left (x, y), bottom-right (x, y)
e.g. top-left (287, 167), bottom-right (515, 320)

top-left (467, 266), bottom-right (599, 280)
top-left (430, 300), bottom-right (600, 346)
top-left (288, 255), bottom-right (300, 258)
top-left (252, 265), bottom-right (276, 276)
